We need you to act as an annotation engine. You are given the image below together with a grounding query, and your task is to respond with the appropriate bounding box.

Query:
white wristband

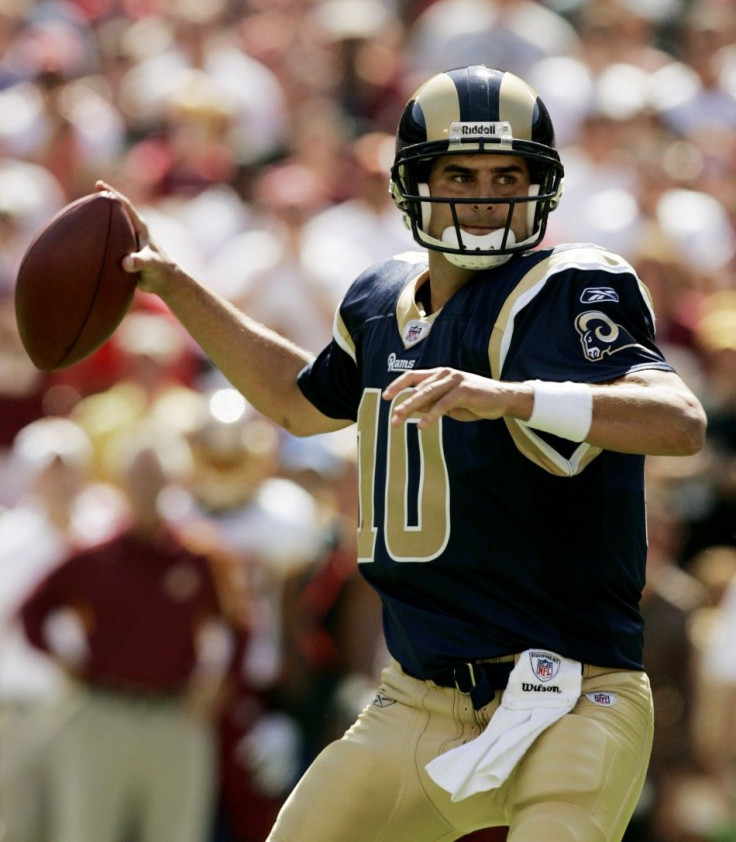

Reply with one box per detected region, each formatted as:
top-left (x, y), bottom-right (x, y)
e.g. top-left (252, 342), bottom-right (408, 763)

top-left (525, 380), bottom-right (593, 442)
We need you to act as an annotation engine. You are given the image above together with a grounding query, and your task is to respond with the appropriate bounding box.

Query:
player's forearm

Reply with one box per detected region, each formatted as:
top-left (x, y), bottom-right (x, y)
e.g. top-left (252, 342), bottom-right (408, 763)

top-left (584, 378), bottom-right (707, 456)
top-left (103, 179), bottom-right (343, 438)
top-left (386, 367), bottom-right (705, 456)
top-left (147, 268), bottom-right (336, 436)
top-left (507, 371), bottom-right (707, 456)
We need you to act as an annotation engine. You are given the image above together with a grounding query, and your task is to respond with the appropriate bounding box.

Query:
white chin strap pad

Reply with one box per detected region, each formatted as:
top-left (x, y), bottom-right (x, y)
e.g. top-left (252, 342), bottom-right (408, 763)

top-left (441, 226), bottom-right (515, 252)
top-left (441, 226), bottom-right (516, 269)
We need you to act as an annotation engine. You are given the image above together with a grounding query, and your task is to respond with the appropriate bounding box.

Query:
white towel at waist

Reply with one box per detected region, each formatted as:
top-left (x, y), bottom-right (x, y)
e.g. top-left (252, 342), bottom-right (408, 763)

top-left (426, 649), bottom-right (582, 801)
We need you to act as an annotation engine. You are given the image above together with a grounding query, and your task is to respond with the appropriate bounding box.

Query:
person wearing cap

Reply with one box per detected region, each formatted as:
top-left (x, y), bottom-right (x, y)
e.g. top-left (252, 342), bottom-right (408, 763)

top-left (19, 425), bottom-right (245, 842)
top-left (0, 417), bottom-right (122, 842)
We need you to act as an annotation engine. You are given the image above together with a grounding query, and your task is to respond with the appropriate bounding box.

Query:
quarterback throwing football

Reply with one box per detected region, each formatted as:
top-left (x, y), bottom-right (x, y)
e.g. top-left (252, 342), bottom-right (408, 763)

top-left (104, 65), bottom-right (706, 842)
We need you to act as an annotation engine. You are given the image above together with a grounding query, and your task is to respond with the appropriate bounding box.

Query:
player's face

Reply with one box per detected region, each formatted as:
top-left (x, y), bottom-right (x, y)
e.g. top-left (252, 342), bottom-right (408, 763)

top-left (426, 153), bottom-right (532, 243)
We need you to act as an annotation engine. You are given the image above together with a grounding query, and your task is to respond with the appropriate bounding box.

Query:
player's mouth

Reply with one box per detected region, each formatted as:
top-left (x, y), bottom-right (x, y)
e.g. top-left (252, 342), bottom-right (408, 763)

top-left (461, 225), bottom-right (498, 235)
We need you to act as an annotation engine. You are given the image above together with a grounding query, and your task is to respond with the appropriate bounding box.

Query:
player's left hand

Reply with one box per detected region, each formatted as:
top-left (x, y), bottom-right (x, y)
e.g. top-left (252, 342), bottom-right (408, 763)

top-left (383, 367), bottom-right (530, 429)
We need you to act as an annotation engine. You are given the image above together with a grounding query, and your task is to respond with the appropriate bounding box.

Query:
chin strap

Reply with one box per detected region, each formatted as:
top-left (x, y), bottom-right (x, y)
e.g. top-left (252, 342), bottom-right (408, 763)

top-left (440, 227), bottom-right (516, 269)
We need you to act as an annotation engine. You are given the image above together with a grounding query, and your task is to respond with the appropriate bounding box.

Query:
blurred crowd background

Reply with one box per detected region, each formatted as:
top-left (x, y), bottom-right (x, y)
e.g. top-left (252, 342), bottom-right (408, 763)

top-left (1, 0), bottom-right (736, 840)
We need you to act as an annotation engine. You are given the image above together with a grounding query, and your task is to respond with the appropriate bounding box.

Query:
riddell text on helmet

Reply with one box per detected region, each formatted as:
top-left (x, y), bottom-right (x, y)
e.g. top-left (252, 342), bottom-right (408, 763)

top-left (449, 121), bottom-right (512, 139)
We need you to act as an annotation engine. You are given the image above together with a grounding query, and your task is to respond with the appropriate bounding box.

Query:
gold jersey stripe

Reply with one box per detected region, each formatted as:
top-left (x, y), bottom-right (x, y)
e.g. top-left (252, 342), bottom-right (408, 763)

top-left (488, 250), bottom-right (604, 477)
top-left (395, 269), bottom-right (441, 348)
top-left (333, 308), bottom-right (356, 363)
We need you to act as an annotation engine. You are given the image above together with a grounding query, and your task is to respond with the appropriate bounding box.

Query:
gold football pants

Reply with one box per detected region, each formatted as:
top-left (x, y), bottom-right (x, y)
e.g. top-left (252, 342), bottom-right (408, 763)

top-left (267, 658), bottom-right (653, 842)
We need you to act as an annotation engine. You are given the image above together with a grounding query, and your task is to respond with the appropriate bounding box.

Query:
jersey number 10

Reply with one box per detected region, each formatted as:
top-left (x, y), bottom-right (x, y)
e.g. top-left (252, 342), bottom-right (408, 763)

top-left (356, 388), bottom-right (451, 564)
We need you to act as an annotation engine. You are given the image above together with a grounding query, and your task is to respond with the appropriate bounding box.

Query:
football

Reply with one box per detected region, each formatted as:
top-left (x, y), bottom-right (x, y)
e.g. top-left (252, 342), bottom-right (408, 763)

top-left (14, 191), bottom-right (139, 371)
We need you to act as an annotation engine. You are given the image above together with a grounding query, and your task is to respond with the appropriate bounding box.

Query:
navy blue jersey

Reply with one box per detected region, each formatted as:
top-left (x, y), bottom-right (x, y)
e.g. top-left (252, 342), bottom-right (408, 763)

top-left (298, 244), bottom-right (674, 676)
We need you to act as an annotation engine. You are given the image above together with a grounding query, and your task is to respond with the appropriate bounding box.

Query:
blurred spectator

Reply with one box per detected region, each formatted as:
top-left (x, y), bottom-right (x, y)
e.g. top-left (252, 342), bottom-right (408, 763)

top-left (0, 3), bottom-right (126, 197)
top-left (653, 2), bottom-right (736, 141)
top-left (306, 0), bottom-right (406, 134)
top-left (203, 133), bottom-right (415, 354)
top-left (690, 545), bottom-right (736, 758)
top-left (549, 105), bottom-right (642, 252)
top-left (277, 445), bottom-right (385, 764)
top-left (180, 388), bottom-right (329, 841)
top-left (131, 67), bottom-right (240, 199)
top-left (574, 0), bottom-right (677, 75)
top-left (182, 389), bottom-right (327, 686)
top-left (162, 182), bottom-right (251, 268)
top-left (301, 131), bottom-right (415, 298)
top-left (525, 55), bottom-right (596, 148)
top-left (0, 156), bottom-right (66, 267)
top-left (654, 188), bottom-right (736, 284)
top-left (0, 297), bottom-right (49, 487)
top-left (231, 2), bottom-right (330, 118)
top-left (628, 223), bottom-right (703, 362)
top-left (19, 423), bottom-right (245, 842)
top-left (625, 493), bottom-right (708, 842)
top-left (69, 307), bottom-right (204, 476)
top-left (681, 293), bottom-right (736, 557)
top-left (0, 417), bottom-right (122, 842)
top-left (0, 156), bottom-right (66, 470)
top-left (117, 2), bottom-right (289, 171)
top-left (686, 545), bottom-right (736, 841)
top-left (402, 0), bottom-right (580, 89)
top-left (203, 161), bottom-right (336, 353)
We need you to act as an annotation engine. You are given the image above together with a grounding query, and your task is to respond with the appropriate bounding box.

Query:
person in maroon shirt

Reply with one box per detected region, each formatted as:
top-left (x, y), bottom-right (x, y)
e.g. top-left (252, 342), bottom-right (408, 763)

top-left (20, 428), bottom-right (247, 842)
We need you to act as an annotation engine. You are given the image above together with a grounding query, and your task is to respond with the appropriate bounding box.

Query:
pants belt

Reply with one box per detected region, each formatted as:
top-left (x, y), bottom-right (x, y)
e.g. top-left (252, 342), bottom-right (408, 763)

top-left (419, 660), bottom-right (515, 710)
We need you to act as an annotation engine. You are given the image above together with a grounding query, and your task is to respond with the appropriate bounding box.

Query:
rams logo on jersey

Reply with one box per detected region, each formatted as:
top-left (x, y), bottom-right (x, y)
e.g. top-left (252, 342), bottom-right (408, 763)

top-left (575, 311), bottom-right (639, 362)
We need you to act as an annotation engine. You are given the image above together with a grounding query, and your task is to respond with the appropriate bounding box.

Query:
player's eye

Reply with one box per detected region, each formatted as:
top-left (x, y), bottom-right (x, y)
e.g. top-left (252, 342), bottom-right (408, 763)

top-left (449, 171), bottom-right (472, 184)
top-left (494, 174), bottom-right (525, 196)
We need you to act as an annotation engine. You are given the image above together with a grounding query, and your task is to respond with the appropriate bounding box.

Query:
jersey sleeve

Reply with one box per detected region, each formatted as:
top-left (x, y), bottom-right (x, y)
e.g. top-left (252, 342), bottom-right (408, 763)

top-left (297, 326), bottom-right (362, 421)
top-left (492, 246), bottom-right (675, 477)
top-left (297, 277), bottom-right (370, 422)
top-left (500, 249), bottom-right (674, 384)
top-left (297, 256), bottom-right (423, 421)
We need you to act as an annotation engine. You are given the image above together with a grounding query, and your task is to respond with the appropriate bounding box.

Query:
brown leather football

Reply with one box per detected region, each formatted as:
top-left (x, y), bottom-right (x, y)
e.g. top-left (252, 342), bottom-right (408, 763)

top-left (15, 191), bottom-right (139, 371)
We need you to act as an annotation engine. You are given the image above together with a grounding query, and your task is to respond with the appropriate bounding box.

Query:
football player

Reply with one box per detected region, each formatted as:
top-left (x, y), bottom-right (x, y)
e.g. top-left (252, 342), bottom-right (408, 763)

top-left (102, 65), bottom-right (706, 842)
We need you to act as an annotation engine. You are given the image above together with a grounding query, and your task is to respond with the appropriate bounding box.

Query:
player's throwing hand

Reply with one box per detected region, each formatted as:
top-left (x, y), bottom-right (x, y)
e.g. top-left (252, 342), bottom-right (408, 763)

top-left (383, 368), bottom-right (533, 429)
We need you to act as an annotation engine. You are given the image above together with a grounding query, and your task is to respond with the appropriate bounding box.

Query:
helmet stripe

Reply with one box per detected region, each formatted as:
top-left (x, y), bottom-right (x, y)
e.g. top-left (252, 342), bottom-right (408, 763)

top-left (460, 65), bottom-right (501, 122)
top-left (498, 72), bottom-right (536, 141)
top-left (417, 72), bottom-right (461, 142)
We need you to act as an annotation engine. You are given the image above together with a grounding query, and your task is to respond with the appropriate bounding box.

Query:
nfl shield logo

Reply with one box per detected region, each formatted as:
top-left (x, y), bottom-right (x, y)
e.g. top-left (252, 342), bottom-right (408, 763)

top-left (404, 319), bottom-right (431, 346)
top-left (529, 650), bottom-right (561, 683)
top-left (586, 691), bottom-right (617, 707)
